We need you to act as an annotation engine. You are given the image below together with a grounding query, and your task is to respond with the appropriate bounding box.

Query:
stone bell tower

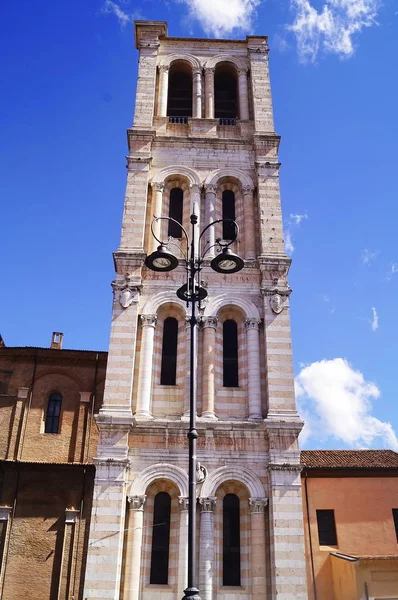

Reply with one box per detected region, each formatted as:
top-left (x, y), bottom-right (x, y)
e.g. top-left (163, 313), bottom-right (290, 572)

top-left (84, 20), bottom-right (308, 600)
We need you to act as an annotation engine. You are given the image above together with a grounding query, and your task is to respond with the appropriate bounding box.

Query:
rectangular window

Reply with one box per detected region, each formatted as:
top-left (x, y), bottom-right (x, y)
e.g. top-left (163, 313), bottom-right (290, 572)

top-left (392, 509), bottom-right (398, 542)
top-left (316, 509), bottom-right (337, 546)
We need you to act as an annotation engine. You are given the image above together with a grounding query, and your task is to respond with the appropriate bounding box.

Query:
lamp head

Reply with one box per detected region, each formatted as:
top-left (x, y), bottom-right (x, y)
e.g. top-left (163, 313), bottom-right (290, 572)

top-left (144, 245), bottom-right (179, 272)
top-left (210, 247), bottom-right (244, 274)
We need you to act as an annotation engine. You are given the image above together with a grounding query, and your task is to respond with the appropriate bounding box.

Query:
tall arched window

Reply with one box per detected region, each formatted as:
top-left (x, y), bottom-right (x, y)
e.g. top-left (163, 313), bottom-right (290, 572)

top-left (168, 188), bottom-right (183, 238)
top-left (215, 64), bottom-right (238, 119)
top-left (167, 62), bottom-right (193, 118)
top-left (223, 320), bottom-right (238, 387)
top-left (223, 494), bottom-right (241, 586)
top-left (222, 190), bottom-right (236, 240)
top-left (150, 492), bottom-right (171, 584)
top-left (160, 317), bottom-right (178, 385)
top-left (45, 392), bottom-right (62, 433)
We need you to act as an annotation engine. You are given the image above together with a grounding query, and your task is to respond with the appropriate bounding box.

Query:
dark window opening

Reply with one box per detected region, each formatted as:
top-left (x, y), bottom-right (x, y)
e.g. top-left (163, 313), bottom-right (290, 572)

top-left (45, 392), bottom-right (62, 433)
top-left (316, 509), bottom-right (337, 546)
top-left (167, 63), bottom-right (193, 118)
top-left (223, 494), bottom-right (241, 586)
top-left (215, 65), bottom-right (238, 119)
top-left (168, 188), bottom-right (183, 238)
top-left (222, 190), bottom-right (236, 240)
top-left (160, 317), bottom-right (178, 385)
top-left (150, 492), bottom-right (171, 584)
top-left (223, 320), bottom-right (238, 387)
top-left (392, 509), bottom-right (398, 542)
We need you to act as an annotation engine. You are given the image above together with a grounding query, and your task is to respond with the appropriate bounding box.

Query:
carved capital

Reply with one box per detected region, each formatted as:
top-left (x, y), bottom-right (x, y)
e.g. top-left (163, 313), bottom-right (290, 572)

top-left (237, 68), bottom-right (248, 77)
top-left (199, 497), bottom-right (217, 513)
top-left (245, 318), bottom-right (261, 331)
top-left (201, 316), bottom-right (218, 330)
top-left (189, 183), bottom-right (201, 194)
top-left (193, 67), bottom-right (202, 77)
top-left (241, 185), bottom-right (254, 196)
top-left (140, 314), bottom-right (157, 328)
top-left (248, 498), bottom-right (268, 514)
top-left (178, 497), bottom-right (189, 512)
top-left (204, 67), bottom-right (215, 76)
top-left (158, 64), bottom-right (169, 74)
top-left (151, 181), bottom-right (164, 192)
top-left (128, 495), bottom-right (146, 510)
top-left (204, 184), bottom-right (217, 195)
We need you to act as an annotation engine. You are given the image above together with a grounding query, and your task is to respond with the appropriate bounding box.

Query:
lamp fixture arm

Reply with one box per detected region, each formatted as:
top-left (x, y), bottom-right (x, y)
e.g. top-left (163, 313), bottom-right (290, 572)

top-left (197, 218), bottom-right (239, 260)
top-left (150, 215), bottom-right (190, 250)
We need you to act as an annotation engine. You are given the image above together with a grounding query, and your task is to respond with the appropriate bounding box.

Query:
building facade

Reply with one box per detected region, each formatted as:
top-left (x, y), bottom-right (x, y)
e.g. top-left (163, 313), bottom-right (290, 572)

top-left (83, 20), bottom-right (307, 600)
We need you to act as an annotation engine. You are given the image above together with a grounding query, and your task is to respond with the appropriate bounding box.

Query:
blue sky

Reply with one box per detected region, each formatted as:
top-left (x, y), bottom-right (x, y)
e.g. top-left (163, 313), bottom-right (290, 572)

top-left (1, 0), bottom-right (397, 450)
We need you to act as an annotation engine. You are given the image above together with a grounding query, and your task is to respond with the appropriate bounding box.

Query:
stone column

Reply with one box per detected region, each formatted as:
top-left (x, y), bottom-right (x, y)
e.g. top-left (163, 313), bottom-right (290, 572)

top-left (149, 182), bottom-right (164, 254)
top-left (242, 186), bottom-right (256, 260)
top-left (238, 69), bottom-right (250, 120)
top-left (183, 316), bottom-right (191, 417)
top-left (204, 184), bottom-right (217, 257)
top-left (199, 497), bottom-right (217, 600)
top-left (249, 498), bottom-right (268, 600)
top-left (245, 318), bottom-right (262, 420)
top-left (193, 68), bottom-right (202, 118)
top-left (190, 183), bottom-right (201, 258)
top-left (177, 497), bottom-right (189, 594)
top-left (135, 315), bottom-right (157, 418)
top-left (123, 495), bottom-right (146, 600)
top-left (158, 65), bottom-right (169, 117)
top-left (201, 317), bottom-right (218, 419)
top-left (204, 68), bottom-right (215, 119)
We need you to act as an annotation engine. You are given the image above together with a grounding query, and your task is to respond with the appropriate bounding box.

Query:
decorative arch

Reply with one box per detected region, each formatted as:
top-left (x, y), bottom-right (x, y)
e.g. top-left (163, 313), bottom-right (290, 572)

top-left (205, 168), bottom-right (254, 189)
top-left (142, 292), bottom-right (187, 316)
top-left (151, 165), bottom-right (201, 187)
top-left (200, 465), bottom-right (264, 498)
top-left (130, 463), bottom-right (189, 497)
top-left (33, 371), bottom-right (83, 391)
top-left (160, 54), bottom-right (202, 71)
top-left (205, 55), bottom-right (248, 71)
top-left (204, 294), bottom-right (260, 320)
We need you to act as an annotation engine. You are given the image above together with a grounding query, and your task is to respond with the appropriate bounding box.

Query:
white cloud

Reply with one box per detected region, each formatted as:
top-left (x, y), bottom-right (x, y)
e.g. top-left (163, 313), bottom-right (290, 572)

top-left (285, 230), bottom-right (295, 254)
top-left (102, 1), bottom-right (132, 26)
top-left (386, 262), bottom-right (398, 280)
top-left (290, 212), bottom-right (308, 225)
top-left (177, 0), bottom-right (260, 36)
top-left (362, 248), bottom-right (377, 265)
top-left (288, 0), bottom-right (380, 63)
top-left (296, 358), bottom-right (398, 450)
top-left (284, 212), bottom-right (308, 255)
top-left (371, 306), bottom-right (378, 331)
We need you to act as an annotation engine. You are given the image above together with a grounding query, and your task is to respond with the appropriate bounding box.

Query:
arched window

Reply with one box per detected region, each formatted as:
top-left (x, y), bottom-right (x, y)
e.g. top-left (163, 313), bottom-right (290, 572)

top-left (150, 492), bottom-right (171, 584)
top-left (167, 62), bottom-right (193, 118)
top-left (45, 392), bottom-right (62, 433)
top-left (215, 64), bottom-right (238, 119)
top-left (223, 320), bottom-right (238, 387)
top-left (223, 494), bottom-right (241, 586)
top-left (160, 317), bottom-right (178, 385)
top-left (222, 190), bottom-right (236, 240)
top-left (168, 188), bottom-right (183, 238)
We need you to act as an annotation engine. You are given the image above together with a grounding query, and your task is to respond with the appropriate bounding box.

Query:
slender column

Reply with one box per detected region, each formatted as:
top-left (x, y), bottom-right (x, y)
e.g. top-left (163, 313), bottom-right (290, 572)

top-left (123, 495), bottom-right (146, 600)
top-left (245, 318), bottom-right (263, 420)
top-left (238, 69), bottom-right (250, 121)
top-left (249, 499), bottom-right (268, 600)
top-left (204, 68), bottom-right (215, 119)
top-left (183, 316), bottom-right (191, 417)
top-left (193, 68), bottom-right (202, 118)
top-left (201, 317), bottom-right (218, 419)
top-left (242, 186), bottom-right (256, 260)
top-left (204, 184), bottom-right (217, 257)
top-left (149, 182), bottom-right (164, 254)
top-left (135, 315), bottom-right (157, 418)
top-left (199, 498), bottom-right (217, 600)
top-left (177, 498), bottom-right (189, 594)
top-left (190, 184), bottom-right (201, 258)
top-left (158, 65), bottom-right (169, 117)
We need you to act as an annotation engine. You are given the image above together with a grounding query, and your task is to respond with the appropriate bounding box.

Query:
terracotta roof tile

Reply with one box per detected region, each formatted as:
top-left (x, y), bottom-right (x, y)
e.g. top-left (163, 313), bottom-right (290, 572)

top-left (301, 449), bottom-right (398, 469)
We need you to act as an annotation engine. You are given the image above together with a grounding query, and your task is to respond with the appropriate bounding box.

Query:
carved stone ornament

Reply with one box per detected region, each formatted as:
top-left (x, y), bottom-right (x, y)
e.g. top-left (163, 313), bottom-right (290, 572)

top-left (158, 64), bottom-right (169, 73)
top-left (179, 497), bottom-right (189, 512)
top-left (197, 462), bottom-right (207, 483)
top-left (119, 287), bottom-right (139, 309)
top-left (199, 497), bottom-right (217, 513)
top-left (248, 498), bottom-right (268, 514)
top-left (242, 185), bottom-right (254, 196)
top-left (245, 318), bottom-right (261, 331)
top-left (140, 314), bottom-right (157, 328)
top-left (204, 184), bottom-right (217, 195)
top-left (270, 294), bottom-right (284, 314)
top-left (127, 495), bottom-right (146, 510)
top-left (201, 316), bottom-right (218, 330)
top-left (151, 181), bottom-right (164, 192)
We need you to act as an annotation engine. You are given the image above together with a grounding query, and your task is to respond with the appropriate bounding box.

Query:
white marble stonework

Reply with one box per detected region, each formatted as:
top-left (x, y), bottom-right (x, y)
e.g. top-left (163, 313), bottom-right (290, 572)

top-left (83, 20), bottom-right (308, 600)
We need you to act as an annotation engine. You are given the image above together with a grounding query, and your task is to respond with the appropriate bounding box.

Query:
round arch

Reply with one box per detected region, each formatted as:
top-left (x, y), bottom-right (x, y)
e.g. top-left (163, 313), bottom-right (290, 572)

top-left (130, 463), bottom-right (189, 497)
top-left (151, 165), bottom-right (201, 187)
top-left (160, 54), bottom-right (202, 72)
top-left (204, 294), bottom-right (260, 320)
top-left (142, 292), bottom-right (187, 316)
top-left (205, 55), bottom-right (248, 71)
top-left (205, 168), bottom-right (254, 189)
top-left (200, 465), bottom-right (264, 498)
top-left (33, 370), bottom-right (83, 391)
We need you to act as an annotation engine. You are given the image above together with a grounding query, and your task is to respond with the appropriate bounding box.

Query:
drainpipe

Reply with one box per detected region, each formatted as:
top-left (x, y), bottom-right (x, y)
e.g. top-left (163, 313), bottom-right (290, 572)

top-left (304, 471), bottom-right (318, 600)
top-left (18, 350), bottom-right (38, 460)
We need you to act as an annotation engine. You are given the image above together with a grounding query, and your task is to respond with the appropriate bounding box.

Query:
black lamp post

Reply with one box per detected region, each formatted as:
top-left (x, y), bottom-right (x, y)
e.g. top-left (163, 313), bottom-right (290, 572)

top-left (145, 210), bottom-right (244, 600)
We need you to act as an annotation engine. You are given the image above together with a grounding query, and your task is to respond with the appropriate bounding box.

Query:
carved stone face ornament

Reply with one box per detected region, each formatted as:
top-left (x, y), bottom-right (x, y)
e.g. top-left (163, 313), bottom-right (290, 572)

top-left (270, 293), bottom-right (284, 314)
top-left (120, 288), bottom-right (135, 309)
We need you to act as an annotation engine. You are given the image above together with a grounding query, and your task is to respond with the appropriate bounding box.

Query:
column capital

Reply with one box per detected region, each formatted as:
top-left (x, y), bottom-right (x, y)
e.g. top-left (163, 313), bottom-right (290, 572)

top-left (199, 497), bottom-right (217, 513)
top-left (151, 181), bottom-right (164, 192)
top-left (189, 182), bottom-right (201, 193)
top-left (237, 68), bottom-right (248, 76)
top-left (245, 318), bottom-right (261, 331)
top-left (158, 64), bottom-right (169, 73)
top-left (178, 497), bottom-right (189, 512)
top-left (204, 67), bottom-right (215, 75)
top-left (201, 316), bottom-right (218, 330)
top-left (140, 314), bottom-right (157, 328)
top-left (248, 498), bottom-right (268, 514)
top-left (242, 185), bottom-right (254, 196)
top-left (127, 495), bottom-right (146, 510)
top-left (193, 67), bottom-right (202, 76)
top-left (204, 183), bottom-right (217, 195)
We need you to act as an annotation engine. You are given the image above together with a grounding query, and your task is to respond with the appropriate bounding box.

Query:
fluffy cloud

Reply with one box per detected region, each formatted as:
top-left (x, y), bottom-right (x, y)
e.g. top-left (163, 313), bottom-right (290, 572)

top-left (177, 0), bottom-right (260, 36)
top-left (371, 307), bottom-right (378, 331)
top-left (102, 0), bottom-right (130, 25)
top-left (296, 358), bottom-right (398, 450)
top-left (284, 213), bottom-right (308, 255)
top-left (288, 0), bottom-right (380, 63)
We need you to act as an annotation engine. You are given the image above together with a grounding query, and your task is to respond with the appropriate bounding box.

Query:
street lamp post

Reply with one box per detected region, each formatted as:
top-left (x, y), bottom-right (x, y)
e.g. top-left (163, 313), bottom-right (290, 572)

top-left (145, 209), bottom-right (244, 600)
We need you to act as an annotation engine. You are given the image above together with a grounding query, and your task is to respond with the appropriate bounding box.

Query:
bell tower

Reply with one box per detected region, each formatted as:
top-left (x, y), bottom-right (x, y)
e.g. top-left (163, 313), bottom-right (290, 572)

top-left (84, 21), bottom-right (308, 600)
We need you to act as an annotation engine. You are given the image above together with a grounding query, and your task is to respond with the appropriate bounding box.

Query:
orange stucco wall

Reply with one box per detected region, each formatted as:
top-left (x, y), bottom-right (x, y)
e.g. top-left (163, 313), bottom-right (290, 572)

top-left (302, 474), bottom-right (398, 600)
